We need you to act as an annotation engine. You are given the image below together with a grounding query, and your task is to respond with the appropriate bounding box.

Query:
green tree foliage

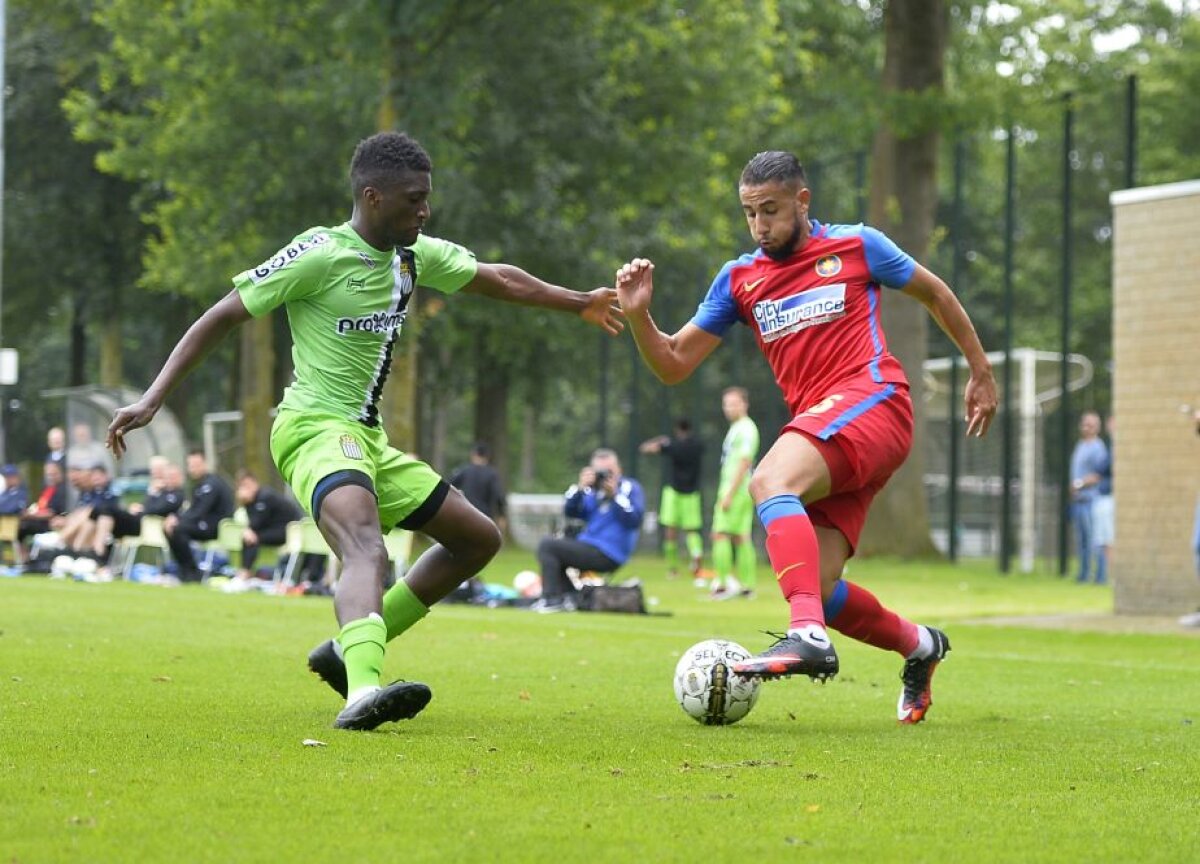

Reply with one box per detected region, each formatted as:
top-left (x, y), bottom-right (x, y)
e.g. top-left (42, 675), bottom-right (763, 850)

top-left (7, 0), bottom-right (1199, 554)
top-left (3, 0), bottom-right (152, 456)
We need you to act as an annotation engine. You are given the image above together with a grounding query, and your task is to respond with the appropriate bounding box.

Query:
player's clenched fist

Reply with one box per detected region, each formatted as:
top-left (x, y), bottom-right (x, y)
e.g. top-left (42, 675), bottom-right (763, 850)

top-left (615, 258), bottom-right (656, 314)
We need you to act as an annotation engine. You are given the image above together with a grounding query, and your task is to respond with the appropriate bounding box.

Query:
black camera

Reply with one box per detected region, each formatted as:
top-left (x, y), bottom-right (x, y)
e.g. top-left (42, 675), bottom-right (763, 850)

top-left (592, 468), bottom-right (612, 488)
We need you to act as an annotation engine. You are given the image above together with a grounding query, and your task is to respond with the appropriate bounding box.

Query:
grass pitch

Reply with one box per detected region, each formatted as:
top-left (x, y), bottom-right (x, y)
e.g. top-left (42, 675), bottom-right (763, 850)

top-left (2, 551), bottom-right (1197, 863)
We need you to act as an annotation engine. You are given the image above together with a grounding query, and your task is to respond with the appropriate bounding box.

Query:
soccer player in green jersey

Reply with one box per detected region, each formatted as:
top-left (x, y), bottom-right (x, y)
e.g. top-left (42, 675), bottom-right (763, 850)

top-left (107, 132), bottom-right (622, 731)
top-left (710, 387), bottom-right (759, 599)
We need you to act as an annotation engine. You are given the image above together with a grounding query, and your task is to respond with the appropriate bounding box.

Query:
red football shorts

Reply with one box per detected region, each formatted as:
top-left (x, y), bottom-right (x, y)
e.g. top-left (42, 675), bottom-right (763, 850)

top-left (782, 378), bottom-right (914, 553)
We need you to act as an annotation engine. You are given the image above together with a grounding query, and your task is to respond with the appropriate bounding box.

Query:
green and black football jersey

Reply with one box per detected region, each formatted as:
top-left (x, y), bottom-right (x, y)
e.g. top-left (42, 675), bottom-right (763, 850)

top-left (234, 224), bottom-right (476, 425)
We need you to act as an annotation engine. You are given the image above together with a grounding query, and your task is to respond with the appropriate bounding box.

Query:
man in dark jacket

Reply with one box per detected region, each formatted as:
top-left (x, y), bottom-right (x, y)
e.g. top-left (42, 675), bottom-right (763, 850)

top-left (89, 457), bottom-right (186, 557)
top-left (235, 469), bottom-right (302, 578)
top-left (448, 442), bottom-right (507, 534)
top-left (0, 464), bottom-right (29, 515)
top-left (165, 450), bottom-right (234, 582)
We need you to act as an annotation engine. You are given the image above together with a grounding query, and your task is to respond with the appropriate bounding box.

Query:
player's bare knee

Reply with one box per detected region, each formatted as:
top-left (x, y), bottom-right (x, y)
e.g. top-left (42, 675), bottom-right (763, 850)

top-left (446, 517), bottom-right (501, 570)
top-left (340, 535), bottom-right (389, 578)
top-left (473, 518), bottom-right (503, 564)
top-left (749, 468), bottom-right (801, 503)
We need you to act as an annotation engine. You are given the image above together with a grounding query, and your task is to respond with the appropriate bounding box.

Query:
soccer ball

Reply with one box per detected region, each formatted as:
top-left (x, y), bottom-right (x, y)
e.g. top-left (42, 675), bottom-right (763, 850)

top-left (673, 639), bottom-right (761, 725)
top-left (513, 570), bottom-right (541, 598)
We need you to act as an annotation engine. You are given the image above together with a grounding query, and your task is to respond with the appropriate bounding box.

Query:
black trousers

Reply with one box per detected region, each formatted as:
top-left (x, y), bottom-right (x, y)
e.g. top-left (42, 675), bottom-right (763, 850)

top-left (536, 536), bottom-right (619, 600)
top-left (241, 525), bottom-right (287, 570)
top-left (167, 522), bottom-right (218, 577)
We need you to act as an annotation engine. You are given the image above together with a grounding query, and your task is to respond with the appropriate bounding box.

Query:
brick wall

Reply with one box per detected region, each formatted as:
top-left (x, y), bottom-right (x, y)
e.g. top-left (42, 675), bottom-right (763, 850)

top-left (1110, 181), bottom-right (1200, 614)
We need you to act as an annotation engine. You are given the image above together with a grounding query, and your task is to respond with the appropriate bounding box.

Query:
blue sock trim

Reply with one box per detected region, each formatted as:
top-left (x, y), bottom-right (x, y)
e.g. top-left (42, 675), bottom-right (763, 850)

top-left (823, 579), bottom-right (849, 620)
top-left (756, 494), bottom-right (806, 529)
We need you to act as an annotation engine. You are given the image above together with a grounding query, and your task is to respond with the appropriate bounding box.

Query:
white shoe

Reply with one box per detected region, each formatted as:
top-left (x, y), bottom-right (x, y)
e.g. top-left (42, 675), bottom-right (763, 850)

top-left (533, 596), bottom-right (578, 614)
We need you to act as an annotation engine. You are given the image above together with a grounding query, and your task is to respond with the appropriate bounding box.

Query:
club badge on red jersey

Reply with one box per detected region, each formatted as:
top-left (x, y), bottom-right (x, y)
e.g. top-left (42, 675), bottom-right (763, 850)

top-left (815, 255), bottom-right (842, 277)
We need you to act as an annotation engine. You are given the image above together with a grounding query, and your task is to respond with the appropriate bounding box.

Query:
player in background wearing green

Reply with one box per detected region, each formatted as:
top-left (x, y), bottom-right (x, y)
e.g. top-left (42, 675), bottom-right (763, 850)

top-left (710, 387), bottom-right (759, 599)
top-left (107, 132), bottom-right (622, 731)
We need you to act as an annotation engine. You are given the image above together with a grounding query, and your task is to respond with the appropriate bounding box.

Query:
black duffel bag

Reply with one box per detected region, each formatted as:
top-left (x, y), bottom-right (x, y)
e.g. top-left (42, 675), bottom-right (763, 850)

top-left (578, 583), bottom-right (646, 614)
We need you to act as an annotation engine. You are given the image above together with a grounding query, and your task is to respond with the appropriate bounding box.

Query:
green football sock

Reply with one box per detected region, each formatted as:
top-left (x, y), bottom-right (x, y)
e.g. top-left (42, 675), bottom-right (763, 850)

top-left (338, 613), bottom-right (386, 697)
top-left (712, 537), bottom-right (733, 581)
top-left (736, 539), bottom-right (758, 590)
top-left (685, 532), bottom-right (704, 564)
top-left (662, 539), bottom-right (679, 569)
top-left (382, 579), bottom-right (429, 642)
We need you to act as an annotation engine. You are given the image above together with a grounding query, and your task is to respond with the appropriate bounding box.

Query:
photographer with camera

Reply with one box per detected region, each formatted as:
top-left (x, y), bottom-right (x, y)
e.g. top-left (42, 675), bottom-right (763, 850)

top-left (532, 448), bottom-right (645, 613)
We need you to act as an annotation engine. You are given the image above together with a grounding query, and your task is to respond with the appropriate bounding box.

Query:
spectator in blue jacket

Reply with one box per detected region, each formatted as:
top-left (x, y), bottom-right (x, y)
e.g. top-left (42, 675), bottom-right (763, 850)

top-left (0, 464), bottom-right (29, 515)
top-left (532, 448), bottom-right (644, 613)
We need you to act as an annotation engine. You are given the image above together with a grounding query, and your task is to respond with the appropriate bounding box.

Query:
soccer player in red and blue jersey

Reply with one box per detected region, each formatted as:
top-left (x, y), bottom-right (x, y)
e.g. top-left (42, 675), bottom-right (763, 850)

top-left (616, 151), bottom-right (997, 724)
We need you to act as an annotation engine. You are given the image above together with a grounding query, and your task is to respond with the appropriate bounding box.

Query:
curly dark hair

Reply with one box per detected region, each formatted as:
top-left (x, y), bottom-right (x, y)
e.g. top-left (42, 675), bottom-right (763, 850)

top-left (740, 150), bottom-right (807, 187)
top-left (350, 132), bottom-right (433, 196)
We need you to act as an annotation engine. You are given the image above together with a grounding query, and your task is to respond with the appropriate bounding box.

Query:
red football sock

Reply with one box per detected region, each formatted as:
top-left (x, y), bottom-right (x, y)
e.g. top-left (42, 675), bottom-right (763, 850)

top-left (825, 580), bottom-right (919, 656)
top-left (764, 513), bottom-right (824, 631)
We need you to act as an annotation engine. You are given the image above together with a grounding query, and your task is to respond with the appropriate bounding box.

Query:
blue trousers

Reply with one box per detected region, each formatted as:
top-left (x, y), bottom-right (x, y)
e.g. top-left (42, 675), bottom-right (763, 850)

top-left (1071, 500), bottom-right (1094, 582)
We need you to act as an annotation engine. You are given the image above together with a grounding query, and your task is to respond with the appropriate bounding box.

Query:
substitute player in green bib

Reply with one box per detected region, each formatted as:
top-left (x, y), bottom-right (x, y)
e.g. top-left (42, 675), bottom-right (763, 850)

top-left (107, 132), bottom-right (622, 731)
top-left (710, 387), bottom-right (759, 599)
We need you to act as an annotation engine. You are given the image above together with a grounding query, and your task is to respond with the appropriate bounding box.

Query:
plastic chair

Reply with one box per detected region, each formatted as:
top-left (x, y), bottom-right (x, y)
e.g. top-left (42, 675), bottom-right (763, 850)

top-left (0, 515), bottom-right (24, 565)
top-left (383, 529), bottom-right (414, 581)
top-left (217, 518), bottom-right (244, 553)
top-left (216, 516), bottom-right (281, 574)
top-left (278, 518), bottom-right (338, 587)
top-left (115, 514), bottom-right (171, 580)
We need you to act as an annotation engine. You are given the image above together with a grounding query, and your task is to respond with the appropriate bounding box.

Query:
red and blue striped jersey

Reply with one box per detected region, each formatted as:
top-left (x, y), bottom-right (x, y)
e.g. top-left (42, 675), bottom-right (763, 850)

top-left (690, 220), bottom-right (916, 416)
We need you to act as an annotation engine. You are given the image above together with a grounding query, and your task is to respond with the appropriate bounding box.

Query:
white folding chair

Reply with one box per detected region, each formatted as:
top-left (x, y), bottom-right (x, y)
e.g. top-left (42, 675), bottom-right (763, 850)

top-left (116, 515), bottom-right (171, 580)
top-left (383, 529), bottom-right (414, 582)
top-left (0, 515), bottom-right (24, 565)
top-left (278, 519), bottom-right (338, 587)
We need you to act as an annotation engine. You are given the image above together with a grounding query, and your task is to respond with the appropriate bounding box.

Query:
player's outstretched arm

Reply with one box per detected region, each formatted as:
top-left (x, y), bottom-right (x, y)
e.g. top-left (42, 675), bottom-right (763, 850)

top-left (107, 289), bottom-right (253, 457)
top-left (901, 265), bottom-right (997, 437)
top-left (616, 258), bottom-right (721, 385)
top-left (461, 263), bottom-right (623, 336)
top-left (639, 434), bottom-right (670, 454)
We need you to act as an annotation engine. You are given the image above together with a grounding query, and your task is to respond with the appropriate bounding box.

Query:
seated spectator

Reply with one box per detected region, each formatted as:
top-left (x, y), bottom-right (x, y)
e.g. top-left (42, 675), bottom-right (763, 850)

top-left (46, 426), bottom-right (67, 470)
top-left (165, 449), bottom-right (234, 582)
top-left (66, 421), bottom-right (112, 474)
top-left (20, 464), bottom-right (96, 571)
top-left (89, 456), bottom-right (185, 558)
top-left (19, 461), bottom-right (69, 540)
top-left (532, 448), bottom-right (645, 613)
top-left (57, 463), bottom-right (118, 557)
top-left (0, 464), bottom-right (29, 515)
top-left (234, 469), bottom-right (302, 580)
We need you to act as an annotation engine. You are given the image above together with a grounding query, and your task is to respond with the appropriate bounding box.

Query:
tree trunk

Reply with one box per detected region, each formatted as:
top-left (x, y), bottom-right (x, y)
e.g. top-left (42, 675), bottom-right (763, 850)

top-left (239, 315), bottom-right (275, 482)
top-left (377, 17), bottom-right (422, 457)
top-left (98, 308), bottom-right (123, 388)
top-left (857, 0), bottom-right (946, 558)
top-left (69, 294), bottom-right (87, 387)
top-left (519, 399), bottom-right (538, 489)
top-left (474, 345), bottom-right (509, 480)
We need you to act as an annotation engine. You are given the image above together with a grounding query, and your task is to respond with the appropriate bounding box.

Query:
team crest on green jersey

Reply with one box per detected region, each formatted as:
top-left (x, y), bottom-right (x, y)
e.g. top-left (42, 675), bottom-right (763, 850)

top-left (339, 434), bottom-right (364, 460)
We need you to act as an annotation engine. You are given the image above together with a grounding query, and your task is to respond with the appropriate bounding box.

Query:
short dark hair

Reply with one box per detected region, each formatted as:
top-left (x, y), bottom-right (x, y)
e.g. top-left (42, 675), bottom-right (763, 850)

top-left (236, 468), bottom-right (258, 483)
top-left (723, 385), bottom-right (750, 405)
top-left (471, 442), bottom-right (491, 460)
top-left (740, 150), bottom-right (807, 188)
top-left (351, 132), bottom-right (433, 196)
top-left (187, 448), bottom-right (205, 459)
top-left (674, 418), bottom-right (692, 433)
